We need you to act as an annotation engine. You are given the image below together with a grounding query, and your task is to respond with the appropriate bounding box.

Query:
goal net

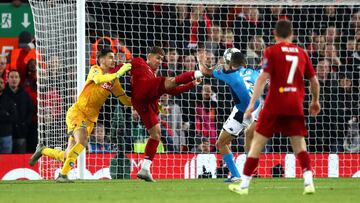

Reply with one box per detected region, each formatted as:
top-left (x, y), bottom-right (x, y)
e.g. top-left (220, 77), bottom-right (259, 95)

top-left (29, 0), bottom-right (360, 180)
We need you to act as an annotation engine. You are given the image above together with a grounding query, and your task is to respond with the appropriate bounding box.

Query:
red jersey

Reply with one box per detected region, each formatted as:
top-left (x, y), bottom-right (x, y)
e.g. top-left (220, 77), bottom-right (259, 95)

top-left (130, 57), bottom-right (159, 100)
top-left (261, 42), bottom-right (315, 116)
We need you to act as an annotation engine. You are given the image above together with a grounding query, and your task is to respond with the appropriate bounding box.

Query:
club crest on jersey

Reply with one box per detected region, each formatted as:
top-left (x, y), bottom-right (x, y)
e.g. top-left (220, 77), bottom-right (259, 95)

top-left (101, 82), bottom-right (113, 91)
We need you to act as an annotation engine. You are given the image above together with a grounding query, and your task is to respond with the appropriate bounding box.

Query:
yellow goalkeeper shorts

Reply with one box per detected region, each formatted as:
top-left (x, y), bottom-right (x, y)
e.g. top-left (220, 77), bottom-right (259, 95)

top-left (66, 105), bottom-right (95, 136)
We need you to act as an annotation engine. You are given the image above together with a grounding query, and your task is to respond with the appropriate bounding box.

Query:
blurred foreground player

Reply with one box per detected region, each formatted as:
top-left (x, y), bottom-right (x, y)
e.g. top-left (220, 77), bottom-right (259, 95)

top-left (229, 20), bottom-right (320, 195)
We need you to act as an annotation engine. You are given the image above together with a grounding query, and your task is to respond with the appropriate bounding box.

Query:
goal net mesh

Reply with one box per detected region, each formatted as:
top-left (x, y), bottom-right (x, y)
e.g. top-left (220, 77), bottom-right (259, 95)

top-left (29, 0), bottom-right (360, 179)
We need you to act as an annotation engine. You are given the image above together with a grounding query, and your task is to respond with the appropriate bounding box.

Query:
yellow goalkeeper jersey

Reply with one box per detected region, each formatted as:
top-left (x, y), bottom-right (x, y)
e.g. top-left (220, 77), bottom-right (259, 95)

top-left (72, 65), bottom-right (131, 123)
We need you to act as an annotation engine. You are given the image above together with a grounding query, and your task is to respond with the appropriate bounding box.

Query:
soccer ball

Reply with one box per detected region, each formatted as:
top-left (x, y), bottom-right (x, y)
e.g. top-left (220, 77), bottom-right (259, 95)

top-left (223, 48), bottom-right (240, 65)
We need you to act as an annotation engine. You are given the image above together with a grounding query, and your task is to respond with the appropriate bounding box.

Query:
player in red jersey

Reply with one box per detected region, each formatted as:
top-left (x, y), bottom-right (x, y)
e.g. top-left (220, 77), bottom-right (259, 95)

top-left (228, 20), bottom-right (320, 195)
top-left (131, 46), bottom-right (204, 182)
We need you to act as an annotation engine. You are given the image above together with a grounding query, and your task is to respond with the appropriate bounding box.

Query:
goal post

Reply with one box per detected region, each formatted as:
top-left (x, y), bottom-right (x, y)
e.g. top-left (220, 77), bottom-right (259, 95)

top-left (29, 0), bottom-right (360, 180)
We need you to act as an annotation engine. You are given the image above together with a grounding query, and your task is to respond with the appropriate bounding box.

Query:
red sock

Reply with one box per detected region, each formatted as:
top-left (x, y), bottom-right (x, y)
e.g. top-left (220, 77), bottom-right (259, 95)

top-left (144, 138), bottom-right (160, 161)
top-left (175, 71), bottom-right (195, 84)
top-left (297, 151), bottom-right (312, 172)
top-left (243, 157), bottom-right (259, 176)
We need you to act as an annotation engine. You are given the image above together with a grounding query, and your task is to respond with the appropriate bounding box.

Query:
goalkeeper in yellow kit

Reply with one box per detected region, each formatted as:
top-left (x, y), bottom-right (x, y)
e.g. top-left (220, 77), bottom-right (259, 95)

top-left (29, 49), bottom-right (132, 183)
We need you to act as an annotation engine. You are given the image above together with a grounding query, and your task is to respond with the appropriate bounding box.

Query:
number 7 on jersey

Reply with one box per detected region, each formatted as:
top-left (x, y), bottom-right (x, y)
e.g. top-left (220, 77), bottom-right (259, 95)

top-left (285, 55), bottom-right (298, 84)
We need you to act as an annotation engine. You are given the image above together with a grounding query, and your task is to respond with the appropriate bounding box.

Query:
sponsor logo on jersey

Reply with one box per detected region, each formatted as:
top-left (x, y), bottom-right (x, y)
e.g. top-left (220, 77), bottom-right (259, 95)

top-left (101, 82), bottom-right (113, 91)
top-left (279, 87), bottom-right (297, 93)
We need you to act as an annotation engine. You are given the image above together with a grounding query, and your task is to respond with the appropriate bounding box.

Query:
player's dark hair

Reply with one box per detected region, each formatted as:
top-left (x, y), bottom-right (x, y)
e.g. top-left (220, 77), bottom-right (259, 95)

top-left (275, 20), bottom-right (293, 39)
top-left (147, 46), bottom-right (165, 56)
top-left (97, 49), bottom-right (113, 65)
top-left (230, 52), bottom-right (247, 67)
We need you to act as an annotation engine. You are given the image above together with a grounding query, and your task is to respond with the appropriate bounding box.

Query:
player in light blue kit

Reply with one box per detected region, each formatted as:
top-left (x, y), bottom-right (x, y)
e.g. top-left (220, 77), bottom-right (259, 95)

top-left (199, 51), bottom-right (260, 182)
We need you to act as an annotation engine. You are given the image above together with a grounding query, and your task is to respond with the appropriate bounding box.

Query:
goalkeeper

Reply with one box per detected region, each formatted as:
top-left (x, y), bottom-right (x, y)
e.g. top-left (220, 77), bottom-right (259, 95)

top-left (29, 49), bottom-right (132, 183)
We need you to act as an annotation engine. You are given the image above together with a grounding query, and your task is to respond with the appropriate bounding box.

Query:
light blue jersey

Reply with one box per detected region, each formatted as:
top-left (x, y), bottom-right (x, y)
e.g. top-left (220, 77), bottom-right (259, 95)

top-left (213, 66), bottom-right (260, 112)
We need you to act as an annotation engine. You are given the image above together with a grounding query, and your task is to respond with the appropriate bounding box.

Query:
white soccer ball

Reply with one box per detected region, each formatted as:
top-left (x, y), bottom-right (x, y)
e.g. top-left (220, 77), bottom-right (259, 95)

top-left (223, 48), bottom-right (240, 65)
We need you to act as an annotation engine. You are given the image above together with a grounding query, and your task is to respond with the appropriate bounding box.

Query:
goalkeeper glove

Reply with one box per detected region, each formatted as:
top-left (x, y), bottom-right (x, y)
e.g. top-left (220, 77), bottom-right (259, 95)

top-left (115, 63), bottom-right (132, 78)
top-left (158, 102), bottom-right (165, 113)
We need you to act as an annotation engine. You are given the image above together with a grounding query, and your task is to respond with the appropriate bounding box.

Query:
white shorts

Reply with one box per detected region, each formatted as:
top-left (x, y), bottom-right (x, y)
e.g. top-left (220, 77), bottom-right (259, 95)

top-left (223, 106), bottom-right (246, 136)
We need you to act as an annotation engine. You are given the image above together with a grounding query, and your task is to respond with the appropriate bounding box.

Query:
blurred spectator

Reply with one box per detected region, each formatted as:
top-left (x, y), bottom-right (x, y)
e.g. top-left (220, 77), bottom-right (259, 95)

top-left (221, 29), bottom-right (235, 50)
top-left (182, 53), bottom-right (197, 71)
top-left (324, 26), bottom-right (341, 47)
top-left (9, 31), bottom-right (36, 86)
top-left (246, 36), bottom-right (265, 68)
top-left (206, 5), bottom-right (222, 26)
top-left (310, 34), bottom-right (327, 63)
top-left (344, 39), bottom-right (360, 87)
top-left (0, 77), bottom-right (17, 154)
top-left (159, 94), bottom-right (184, 152)
top-left (348, 11), bottom-right (360, 39)
top-left (307, 60), bottom-right (338, 152)
top-left (0, 55), bottom-right (9, 84)
top-left (24, 59), bottom-right (38, 152)
top-left (88, 123), bottom-right (111, 153)
top-left (110, 102), bottom-right (131, 152)
top-left (206, 51), bottom-right (217, 68)
top-left (330, 74), bottom-right (359, 153)
top-left (195, 84), bottom-right (218, 152)
top-left (205, 25), bottom-right (223, 57)
top-left (129, 108), bottom-right (147, 144)
top-left (161, 4), bottom-right (189, 51)
top-left (191, 137), bottom-right (211, 153)
top-left (178, 53), bottom-right (199, 151)
top-left (12, 0), bottom-right (22, 7)
top-left (343, 117), bottom-right (360, 153)
top-left (90, 36), bottom-right (132, 65)
top-left (184, 4), bottom-right (212, 48)
top-left (4, 70), bottom-right (34, 153)
top-left (159, 48), bottom-right (181, 77)
top-left (234, 7), bottom-right (264, 52)
top-left (263, 6), bottom-right (289, 44)
top-left (324, 44), bottom-right (342, 70)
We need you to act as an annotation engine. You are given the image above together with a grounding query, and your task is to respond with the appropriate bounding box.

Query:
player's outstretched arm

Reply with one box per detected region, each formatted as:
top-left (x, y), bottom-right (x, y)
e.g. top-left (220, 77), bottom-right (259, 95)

top-left (309, 76), bottom-right (320, 116)
top-left (118, 94), bottom-right (132, 106)
top-left (115, 63), bottom-right (132, 77)
top-left (244, 71), bottom-right (269, 119)
top-left (92, 64), bottom-right (131, 85)
top-left (112, 79), bottom-right (132, 106)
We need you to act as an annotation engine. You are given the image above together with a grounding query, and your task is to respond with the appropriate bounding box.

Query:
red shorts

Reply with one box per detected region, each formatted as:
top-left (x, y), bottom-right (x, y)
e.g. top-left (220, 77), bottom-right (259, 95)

top-left (132, 77), bottom-right (166, 129)
top-left (256, 110), bottom-right (308, 138)
top-left (133, 102), bottom-right (159, 129)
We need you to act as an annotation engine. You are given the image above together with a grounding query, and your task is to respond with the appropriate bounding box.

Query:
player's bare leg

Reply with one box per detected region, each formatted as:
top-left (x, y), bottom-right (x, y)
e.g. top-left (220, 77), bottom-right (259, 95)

top-left (244, 122), bottom-right (256, 153)
top-left (290, 136), bottom-right (315, 194)
top-left (56, 128), bottom-right (88, 183)
top-left (216, 131), bottom-right (241, 182)
top-left (137, 124), bottom-right (161, 182)
top-left (163, 71), bottom-right (203, 90)
top-left (229, 131), bottom-right (268, 195)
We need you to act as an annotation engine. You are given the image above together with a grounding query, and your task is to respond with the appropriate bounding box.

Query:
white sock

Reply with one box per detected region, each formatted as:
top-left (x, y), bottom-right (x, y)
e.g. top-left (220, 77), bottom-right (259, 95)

top-left (240, 175), bottom-right (252, 189)
top-left (142, 159), bottom-right (152, 171)
top-left (303, 170), bottom-right (313, 186)
top-left (194, 70), bottom-right (203, 79)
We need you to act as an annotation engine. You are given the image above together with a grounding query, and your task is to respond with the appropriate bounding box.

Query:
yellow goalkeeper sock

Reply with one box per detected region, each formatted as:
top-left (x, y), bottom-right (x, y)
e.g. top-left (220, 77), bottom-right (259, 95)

top-left (42, 148), bottom-right (65, 162)
top-left (60, 143), bottom-right (85, 176)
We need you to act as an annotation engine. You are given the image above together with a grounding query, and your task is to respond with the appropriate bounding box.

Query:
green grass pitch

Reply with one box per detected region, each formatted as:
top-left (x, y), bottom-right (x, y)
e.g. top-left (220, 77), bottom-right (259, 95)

top-left (0, 178), bottom-right (358, 203)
